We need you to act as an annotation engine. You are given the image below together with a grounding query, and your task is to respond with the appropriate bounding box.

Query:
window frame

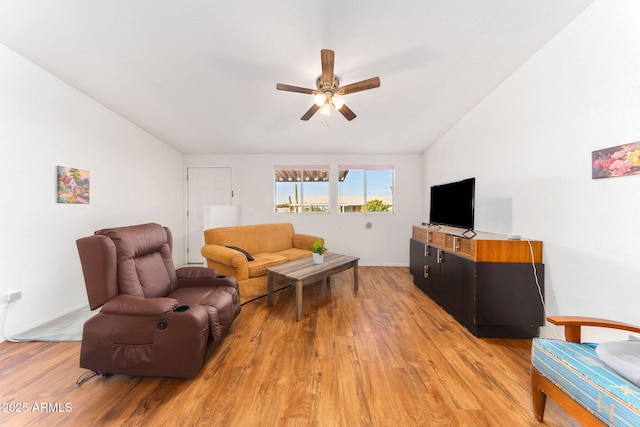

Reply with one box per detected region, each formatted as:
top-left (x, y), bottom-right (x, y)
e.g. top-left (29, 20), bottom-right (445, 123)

top-left (338, 165), bottom-right (395, 214)
top-left (274, 165), bottom-right (330, 214)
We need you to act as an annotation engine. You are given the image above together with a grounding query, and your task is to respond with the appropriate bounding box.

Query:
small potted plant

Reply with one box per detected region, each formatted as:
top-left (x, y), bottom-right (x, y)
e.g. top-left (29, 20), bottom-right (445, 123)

top-left (311, 239), bottom-right (327, 264)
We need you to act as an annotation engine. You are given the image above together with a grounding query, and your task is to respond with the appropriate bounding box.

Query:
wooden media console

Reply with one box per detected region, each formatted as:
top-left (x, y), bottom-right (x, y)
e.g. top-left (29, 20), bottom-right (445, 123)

top-left (410, 225), bottom-right (544, 338)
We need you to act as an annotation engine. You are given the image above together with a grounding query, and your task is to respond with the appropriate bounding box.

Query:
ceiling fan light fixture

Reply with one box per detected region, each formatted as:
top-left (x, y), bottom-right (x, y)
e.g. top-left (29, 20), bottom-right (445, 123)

top-left (331, 94), bottom-right (344, 109)
top-left (314, 93), bottom-right (327, 107)
top-left (319, 103), bottom-right (331, 116)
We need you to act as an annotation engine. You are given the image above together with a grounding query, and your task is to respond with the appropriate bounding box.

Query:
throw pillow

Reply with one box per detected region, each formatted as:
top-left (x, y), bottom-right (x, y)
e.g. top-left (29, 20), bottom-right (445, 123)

top-left (596, 340), bottom-right (640, 387)
top-left (225, 245), bottom-right (254, 261)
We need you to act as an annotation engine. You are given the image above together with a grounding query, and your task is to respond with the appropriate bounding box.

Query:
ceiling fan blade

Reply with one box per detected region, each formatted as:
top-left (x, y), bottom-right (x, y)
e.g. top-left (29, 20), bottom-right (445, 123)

top-left (338, 104), bottom-right (357, 121)
top-left (301, 104), bottom-right (320, 121)
top-left (321, 49), bottom-right (335, 88)
top-left (338, 77), bottom-right (381, 95)
top-left (276, 83), bottom-right (315, 95)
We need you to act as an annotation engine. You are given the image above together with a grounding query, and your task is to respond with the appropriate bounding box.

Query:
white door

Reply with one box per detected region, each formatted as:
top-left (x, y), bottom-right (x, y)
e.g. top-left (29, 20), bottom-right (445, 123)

top-left (187, 167), bottom-right (232, 264)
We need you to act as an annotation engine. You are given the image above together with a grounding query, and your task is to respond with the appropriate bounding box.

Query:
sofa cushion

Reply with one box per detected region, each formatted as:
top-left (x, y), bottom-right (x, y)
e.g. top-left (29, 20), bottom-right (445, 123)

top-left (248, 253), bottom-right (288, 277)
top-left (96, 223), bottom-right (176, 298)
top-left (204, 223), bottom-right (295, 254)
top-left (135, 252), bottom-right (173, 297)
top-left (276, 248), bottom-right (314, 262)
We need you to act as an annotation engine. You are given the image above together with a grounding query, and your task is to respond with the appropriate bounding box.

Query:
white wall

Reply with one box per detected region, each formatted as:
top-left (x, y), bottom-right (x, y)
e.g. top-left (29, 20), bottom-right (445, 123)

top-left (184, 154), bottom-right (423, 266)
top-left (0, 44), bottom-right (185, 340)
top-left (423, 0), bottom-right (640, 341)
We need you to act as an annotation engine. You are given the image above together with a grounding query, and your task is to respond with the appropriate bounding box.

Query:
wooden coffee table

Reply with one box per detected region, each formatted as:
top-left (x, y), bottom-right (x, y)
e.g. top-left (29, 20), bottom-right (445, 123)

top-left (267, 252), bottom-right (359, 321)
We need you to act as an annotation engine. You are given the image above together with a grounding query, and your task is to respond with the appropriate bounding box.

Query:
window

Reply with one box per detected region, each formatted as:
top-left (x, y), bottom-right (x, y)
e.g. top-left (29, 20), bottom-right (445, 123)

top-left (339, 166), bottom-right (394, 213)
top-left (274, 166), bottom-right (329, 213)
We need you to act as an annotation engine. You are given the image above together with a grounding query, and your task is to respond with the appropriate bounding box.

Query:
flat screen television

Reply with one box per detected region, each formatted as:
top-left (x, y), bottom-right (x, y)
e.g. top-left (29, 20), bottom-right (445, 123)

top-left (429, 177), bottom-right (475, 230)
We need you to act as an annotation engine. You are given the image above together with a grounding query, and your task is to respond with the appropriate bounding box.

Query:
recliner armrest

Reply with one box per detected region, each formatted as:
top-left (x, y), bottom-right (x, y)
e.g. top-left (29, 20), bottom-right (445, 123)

top-left (177, 266), bottom-right (220, 279)
top-left (175, 266), bottom-right (220, 288)
top-left (101, 294), bottom-right (179, 316)
top-left (177, 276), bottom-right (239, 292)
top-left (175, 266), bottom-right (239, 291)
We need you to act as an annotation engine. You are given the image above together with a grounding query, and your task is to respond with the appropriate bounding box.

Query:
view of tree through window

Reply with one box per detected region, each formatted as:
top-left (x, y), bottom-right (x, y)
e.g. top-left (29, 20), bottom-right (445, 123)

top-left (339, 166), bottom-right (394, 213)
top-left (274, 167), bottom-right (329, 213)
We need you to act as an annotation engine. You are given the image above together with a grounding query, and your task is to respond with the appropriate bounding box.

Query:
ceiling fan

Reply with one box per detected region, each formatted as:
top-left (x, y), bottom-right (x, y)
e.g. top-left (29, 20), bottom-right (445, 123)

top-left (276, 49), bottom-right (381, 121)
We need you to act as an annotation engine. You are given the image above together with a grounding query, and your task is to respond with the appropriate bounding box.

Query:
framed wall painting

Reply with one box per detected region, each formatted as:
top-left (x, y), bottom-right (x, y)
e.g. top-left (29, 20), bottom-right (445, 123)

top-left (57, 166), bottom-right (90, 203)
top-left (592, 142), bottom-right (640, 179)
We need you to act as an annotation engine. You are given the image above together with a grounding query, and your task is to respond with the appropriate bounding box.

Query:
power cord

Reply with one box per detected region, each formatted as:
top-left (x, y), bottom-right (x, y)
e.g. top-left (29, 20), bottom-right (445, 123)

top-left (0, 301), bottom-right (21, 343)
top-left (76, 370), bottom-right (105, 386)
top-left (240, 285), bottom-right (293, 306)
top-left (526, 238), bottom-right (561, 340)
top-left (525, 239), bottom-right (546, 315)
top-left (0, 301), bottom-right (8, 341)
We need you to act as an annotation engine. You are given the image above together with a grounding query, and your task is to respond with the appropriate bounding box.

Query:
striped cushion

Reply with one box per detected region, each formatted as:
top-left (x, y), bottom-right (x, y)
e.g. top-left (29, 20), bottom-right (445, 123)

top-left (532, 338), bottom-right (640, 426)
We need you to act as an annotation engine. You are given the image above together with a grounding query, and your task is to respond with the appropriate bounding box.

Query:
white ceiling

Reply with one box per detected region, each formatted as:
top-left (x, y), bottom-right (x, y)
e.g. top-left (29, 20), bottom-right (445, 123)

top-left (0, 0), bottom-right (594, 155)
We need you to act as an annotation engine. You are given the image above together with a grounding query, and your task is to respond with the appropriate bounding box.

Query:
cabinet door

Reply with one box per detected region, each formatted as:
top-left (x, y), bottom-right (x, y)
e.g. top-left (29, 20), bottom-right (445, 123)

top-left (475, 263), bottom-right (545, 332)
top-left (409, 239), bottom-right (428, 292)
top-left (423, 245), bottom-right (441, 302)
top-left (439, 252), bottom-right (475, 328)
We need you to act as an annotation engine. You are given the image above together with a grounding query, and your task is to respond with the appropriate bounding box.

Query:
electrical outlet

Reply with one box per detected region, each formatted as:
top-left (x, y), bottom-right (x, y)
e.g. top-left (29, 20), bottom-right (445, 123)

top-left (3, 291), bottom-right (22, 303)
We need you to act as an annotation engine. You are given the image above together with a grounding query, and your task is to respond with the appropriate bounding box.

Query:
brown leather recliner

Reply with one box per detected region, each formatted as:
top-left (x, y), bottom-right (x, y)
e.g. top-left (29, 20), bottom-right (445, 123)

top-left (76, 223), bottom-right (241, 379)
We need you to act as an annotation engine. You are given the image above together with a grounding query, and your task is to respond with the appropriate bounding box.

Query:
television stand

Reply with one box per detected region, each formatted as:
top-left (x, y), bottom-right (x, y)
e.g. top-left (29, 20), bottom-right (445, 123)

top-left (409, 225), bottom-right (545, 338)
top-left (461, 228), bottom-right (476, 239)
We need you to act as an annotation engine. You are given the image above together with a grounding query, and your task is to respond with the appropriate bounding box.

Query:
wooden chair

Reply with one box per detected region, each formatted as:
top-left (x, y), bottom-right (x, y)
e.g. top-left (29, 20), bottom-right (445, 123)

top-left (531, 316), bottom-right (640, 425)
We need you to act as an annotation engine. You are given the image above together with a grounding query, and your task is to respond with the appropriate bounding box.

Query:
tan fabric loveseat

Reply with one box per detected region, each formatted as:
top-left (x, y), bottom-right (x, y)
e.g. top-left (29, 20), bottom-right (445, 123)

top-left (201, 223), bottom-right (323, 301)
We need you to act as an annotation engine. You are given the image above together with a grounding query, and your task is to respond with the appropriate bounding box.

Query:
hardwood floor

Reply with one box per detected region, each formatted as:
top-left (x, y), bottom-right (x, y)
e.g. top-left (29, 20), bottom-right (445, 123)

top-left (0, 267), bottom-right (578, 426)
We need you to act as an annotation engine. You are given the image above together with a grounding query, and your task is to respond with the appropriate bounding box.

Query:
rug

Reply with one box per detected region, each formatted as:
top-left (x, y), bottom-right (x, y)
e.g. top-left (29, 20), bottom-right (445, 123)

top-left (9, 289), bottom-right (281, 342)
top-left (9, 306), bottom-right (96, 342)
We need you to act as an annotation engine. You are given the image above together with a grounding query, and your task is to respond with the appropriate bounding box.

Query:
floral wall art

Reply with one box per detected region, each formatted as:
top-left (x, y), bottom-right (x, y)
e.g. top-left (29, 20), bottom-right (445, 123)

top-left (57, 166), bottom-right (90, 203)
top-left (592, 142), bottom-right (640, 179)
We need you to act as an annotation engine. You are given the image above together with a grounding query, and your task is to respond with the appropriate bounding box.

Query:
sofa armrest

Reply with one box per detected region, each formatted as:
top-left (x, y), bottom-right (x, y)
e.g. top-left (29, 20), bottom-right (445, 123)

top-left (201, 245), bottom-right (248, 267)
top-left (293, 234), bottom-right (323, 250)
top-left (200, 244), bottom-right (249, 281)
top-left (547, 316), bottom-right (640, 343)
top-left (101, 294), bottom-right (179, 316)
